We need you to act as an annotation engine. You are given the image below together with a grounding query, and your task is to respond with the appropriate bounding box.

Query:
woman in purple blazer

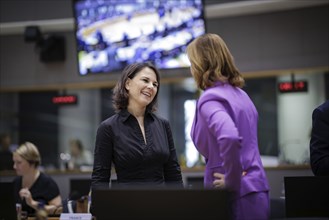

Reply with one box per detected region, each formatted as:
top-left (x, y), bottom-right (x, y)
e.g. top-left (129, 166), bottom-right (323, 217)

top-left (186, 33), bottom-right (270, 220)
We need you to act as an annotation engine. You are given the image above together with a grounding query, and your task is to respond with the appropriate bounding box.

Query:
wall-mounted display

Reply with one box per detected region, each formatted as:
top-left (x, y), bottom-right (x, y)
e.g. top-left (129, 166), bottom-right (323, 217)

top-left (72, 0), bottom-right (206, 76)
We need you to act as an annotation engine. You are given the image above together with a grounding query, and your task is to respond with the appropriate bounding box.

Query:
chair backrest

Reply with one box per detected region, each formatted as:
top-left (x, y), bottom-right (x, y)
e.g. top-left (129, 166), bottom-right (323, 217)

top-left (284, 176), bottom-right (329, 217)
top-left (70, 178), bottom-right (91, 199)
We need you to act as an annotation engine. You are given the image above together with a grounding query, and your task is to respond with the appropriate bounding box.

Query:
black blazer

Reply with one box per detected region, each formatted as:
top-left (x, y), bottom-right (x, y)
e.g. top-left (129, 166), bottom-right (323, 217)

top-left (310, 100), bottom-right (329, 176)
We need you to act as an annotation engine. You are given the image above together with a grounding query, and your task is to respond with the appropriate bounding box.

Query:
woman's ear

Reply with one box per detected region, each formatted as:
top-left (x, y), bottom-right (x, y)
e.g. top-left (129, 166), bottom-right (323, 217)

top-left (125, 78), bottom-right (131, 91)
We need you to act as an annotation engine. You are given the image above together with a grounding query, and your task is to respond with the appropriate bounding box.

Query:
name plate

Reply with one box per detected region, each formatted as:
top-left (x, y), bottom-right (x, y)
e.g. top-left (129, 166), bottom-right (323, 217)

top-left (60, 213), bottom-right (92, 220)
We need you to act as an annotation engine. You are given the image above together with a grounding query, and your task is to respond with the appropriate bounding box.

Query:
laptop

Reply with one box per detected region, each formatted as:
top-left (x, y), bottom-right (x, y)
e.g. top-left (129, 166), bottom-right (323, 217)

top-left (92, 188), bottom-right (232, 220)
top-left (284, 176), bottom-right (329, 217)
top-left (0, 182), bottom-right (18, 220)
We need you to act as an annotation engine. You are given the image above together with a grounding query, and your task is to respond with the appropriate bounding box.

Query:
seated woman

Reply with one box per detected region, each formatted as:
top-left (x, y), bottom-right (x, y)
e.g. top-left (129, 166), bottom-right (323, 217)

top-left (69, 139), bottom-right (93, 169)
top-left (12, 142), bottom-right (62, 215)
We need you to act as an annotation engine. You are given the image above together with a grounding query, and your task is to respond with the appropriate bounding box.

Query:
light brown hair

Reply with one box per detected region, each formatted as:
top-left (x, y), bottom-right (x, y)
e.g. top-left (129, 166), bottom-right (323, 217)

top-left (186, 33), bottom-right (245, 90)
top-left (14, 142), bottom-right (41, 167)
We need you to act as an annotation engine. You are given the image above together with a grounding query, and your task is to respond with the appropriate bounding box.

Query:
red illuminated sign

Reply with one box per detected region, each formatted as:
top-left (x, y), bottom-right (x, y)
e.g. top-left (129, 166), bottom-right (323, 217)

top-left (278, 81), bottom-right (308, 93)
top-left (52, 95), bottom-right (78, 105)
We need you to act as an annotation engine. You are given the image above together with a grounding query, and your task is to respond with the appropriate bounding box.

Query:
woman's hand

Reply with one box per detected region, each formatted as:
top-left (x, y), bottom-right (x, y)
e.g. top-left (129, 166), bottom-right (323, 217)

top-left (19, 188), bottom-right (38, 209)
top-left (213, 172), bottom-right (225, 189)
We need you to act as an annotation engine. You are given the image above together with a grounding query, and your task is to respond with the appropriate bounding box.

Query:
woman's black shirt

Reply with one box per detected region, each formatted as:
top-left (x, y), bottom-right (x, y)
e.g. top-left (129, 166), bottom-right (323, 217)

top-left (91, 109), bottom-right (183, 189)
top-left (13, 172), bottom-right (60, 214)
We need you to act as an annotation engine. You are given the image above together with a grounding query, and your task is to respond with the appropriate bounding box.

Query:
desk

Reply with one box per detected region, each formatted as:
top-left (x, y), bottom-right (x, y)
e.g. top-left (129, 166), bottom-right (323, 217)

top-left (27, 216), bottom-right (96, 220)
top-left (1, 165), bottom-right (313, 198)
top-left (28, 218), bottom-right (59, 220)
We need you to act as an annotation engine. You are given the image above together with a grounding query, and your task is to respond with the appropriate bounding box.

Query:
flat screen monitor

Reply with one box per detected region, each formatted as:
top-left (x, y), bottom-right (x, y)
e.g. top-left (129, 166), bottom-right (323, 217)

top-left (284, 176), bottom-right (329, 217)
top-left (70, 178), bottom-right (91, 199)
top-left (92, 188), bottom-right (232, 220)
top-left (0, 182), bottom-right (18, 220)
top-left (72, 0), bottom-right (206, 76)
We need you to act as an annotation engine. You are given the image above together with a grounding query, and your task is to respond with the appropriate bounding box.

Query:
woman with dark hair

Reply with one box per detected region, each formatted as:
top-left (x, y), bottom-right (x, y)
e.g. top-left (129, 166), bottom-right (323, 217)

top-left (13, 142), bottom-right (62, 215)
top-left (186, 33), bottom-right (270, 220)
top-left (91, 62), bottom-right (183, 192)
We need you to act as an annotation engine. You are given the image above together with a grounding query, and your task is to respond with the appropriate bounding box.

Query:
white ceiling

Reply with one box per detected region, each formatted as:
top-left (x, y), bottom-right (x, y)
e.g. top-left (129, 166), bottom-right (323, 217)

top-left (0, 0), bottom-right (328, 35)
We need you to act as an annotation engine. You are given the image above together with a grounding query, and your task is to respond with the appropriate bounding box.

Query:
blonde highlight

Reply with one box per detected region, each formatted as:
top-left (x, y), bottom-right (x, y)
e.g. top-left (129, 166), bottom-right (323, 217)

top-left (15, 142), bottom-right (41, 167)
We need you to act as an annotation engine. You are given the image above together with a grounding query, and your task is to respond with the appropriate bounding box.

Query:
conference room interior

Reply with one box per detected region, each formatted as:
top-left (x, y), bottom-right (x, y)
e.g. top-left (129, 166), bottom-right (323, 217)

top-left (1, 0), bottom-right (328, 219)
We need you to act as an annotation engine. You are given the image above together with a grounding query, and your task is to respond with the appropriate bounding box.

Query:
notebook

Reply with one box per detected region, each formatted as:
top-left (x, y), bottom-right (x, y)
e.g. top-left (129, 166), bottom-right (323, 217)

top-left (0, 181), bottom-right (18, 220)
top-left (92, 188), bottom-right (232, 220)
top-left (284, 176), bottom-right (329, 217)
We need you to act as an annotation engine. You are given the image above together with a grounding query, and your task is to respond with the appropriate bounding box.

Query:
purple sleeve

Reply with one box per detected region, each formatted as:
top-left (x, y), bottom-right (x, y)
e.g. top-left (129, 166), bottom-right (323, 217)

top-left (199, 100), bottom-right (242, 192)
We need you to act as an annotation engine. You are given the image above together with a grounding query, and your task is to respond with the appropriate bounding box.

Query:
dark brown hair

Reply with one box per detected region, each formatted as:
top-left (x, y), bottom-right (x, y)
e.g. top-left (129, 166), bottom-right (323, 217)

top-left (112, 62), bottom-right (161, 112)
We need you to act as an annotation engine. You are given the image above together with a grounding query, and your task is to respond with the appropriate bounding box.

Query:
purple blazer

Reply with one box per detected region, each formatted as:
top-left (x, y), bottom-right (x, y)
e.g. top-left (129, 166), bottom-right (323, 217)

top-left (191, 82), bottom-right (269, 197)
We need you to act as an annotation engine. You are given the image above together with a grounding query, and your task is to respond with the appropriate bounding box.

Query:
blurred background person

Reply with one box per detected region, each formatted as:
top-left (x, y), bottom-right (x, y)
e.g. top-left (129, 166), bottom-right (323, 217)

top-left (69, 139), bottom-right (93, 169)
top-left (13, 142), bottom-right (62, 215)
top-left (310, 99), bottom-right (329, 176)
top-left (0, 133), bottom-right (15, 171)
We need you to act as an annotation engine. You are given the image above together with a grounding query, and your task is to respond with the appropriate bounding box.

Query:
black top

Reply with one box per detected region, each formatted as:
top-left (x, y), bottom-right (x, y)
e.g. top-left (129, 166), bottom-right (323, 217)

top-left (91, 109), bottom-right (183, 189)
top-left (13, 172), bottom-right (60, 214)
top-left (310, 100), bottom-right (329, 176)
